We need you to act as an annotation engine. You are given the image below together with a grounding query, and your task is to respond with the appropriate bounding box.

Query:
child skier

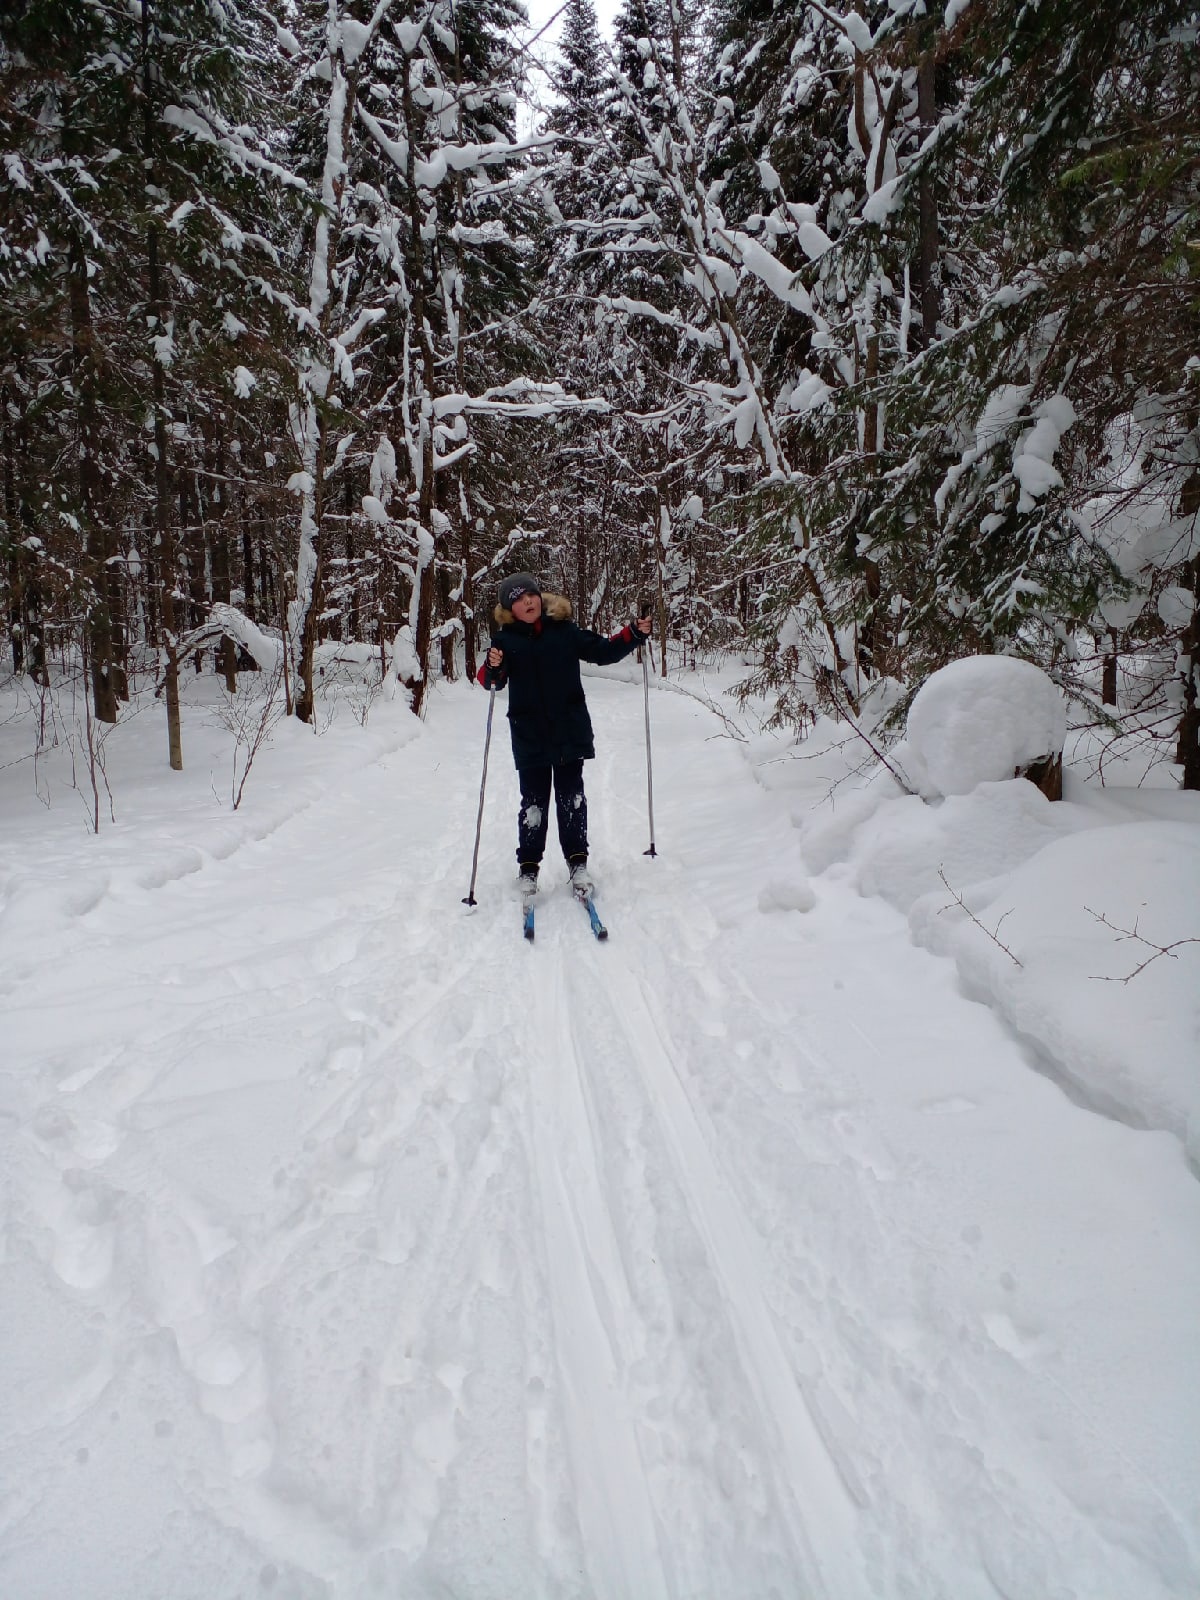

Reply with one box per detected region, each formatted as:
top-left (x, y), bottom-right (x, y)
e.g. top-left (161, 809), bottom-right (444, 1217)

top-left (476, 572), bottom-right (652, 896)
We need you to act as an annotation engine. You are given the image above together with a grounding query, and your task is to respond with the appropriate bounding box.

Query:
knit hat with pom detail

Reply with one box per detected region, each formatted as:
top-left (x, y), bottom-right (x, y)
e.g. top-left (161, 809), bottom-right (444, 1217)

top-left (498, 572), bottom-right (542, 610)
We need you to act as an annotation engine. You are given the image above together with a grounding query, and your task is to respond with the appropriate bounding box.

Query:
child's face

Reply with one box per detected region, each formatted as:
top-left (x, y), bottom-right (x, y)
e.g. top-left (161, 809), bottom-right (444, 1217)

top-left (512, 592), bottom-right (542, 623)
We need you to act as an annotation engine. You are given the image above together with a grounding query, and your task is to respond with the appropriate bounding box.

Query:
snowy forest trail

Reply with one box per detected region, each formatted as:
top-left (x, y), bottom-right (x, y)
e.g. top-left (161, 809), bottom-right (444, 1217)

top-left (3, 671), bottom-right (1199, 1600)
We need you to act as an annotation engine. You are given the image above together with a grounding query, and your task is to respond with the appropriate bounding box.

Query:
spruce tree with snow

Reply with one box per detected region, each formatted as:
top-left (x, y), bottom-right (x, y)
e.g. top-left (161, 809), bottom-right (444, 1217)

top-left (545, 0), bottom-right (606, 218)
top-left (595, 0), bottom-right (1199, 791)
top-left (530, 0), bottom-right (626, 623)
top-left (283, 0), bottom-right (542, 717)
top-left (0, 0), bottom-right (148, 726)
top-left (850, 0), bottom-right (1200, 777)
top-left (546, 0), bottom-right (723, 642)
top-left (0, 0), bottom-right (301, 770)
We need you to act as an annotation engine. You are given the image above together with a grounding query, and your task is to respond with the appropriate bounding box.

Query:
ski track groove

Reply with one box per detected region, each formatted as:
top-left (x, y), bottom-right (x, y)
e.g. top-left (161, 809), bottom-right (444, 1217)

top-left (9, 680), bottom-right (1192, 1599)
top-left (507, 844), bottom-right (861, 1596)
top-left (565, 938), bottom-right (862, 1598)
top-left (2, 681), bottom-right (868, 1595)
top-left (522, 904), bottom-right (671, 1599)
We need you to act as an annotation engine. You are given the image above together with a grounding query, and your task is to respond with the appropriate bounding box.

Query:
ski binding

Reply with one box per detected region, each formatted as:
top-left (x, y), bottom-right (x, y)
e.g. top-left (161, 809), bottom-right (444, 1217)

top-left (575, 889), bottom-right (608, 940)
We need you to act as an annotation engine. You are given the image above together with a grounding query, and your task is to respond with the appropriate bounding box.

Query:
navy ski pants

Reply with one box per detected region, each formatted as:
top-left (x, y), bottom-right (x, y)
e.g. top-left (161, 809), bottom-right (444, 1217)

top-left (517, 761), bottom-right (587, 867)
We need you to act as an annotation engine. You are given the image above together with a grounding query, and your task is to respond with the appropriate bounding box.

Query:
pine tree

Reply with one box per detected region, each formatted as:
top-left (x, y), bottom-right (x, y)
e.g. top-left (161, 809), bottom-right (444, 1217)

top-left (0, 0), bottom-right (298, 767)
top-left (285, 0), bottom-right (566, 716)
top-left (856, 0), bottom-right (1200, 769)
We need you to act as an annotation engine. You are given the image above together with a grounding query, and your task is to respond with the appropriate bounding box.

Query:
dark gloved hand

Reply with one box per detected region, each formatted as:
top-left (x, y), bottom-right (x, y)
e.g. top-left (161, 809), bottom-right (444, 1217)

top-left (483, 643), bottom-right (505, 688)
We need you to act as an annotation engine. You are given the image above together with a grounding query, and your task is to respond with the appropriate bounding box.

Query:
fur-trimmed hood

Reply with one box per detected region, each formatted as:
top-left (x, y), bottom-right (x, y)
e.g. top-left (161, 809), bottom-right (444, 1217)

top-left (493, 591), bottom-right (572, 627)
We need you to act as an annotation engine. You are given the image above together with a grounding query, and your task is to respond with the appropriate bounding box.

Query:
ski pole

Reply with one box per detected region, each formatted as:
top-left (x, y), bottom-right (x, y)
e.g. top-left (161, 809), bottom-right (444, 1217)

top-left (639, 598), bottom-right (657, 858)
top-left (463, 684), bottom-right (496, 905)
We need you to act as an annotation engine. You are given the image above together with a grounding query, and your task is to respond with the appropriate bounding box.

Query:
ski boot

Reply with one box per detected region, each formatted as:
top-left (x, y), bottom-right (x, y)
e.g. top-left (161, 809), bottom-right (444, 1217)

top-left (567, 857), bottom-right (594, 898)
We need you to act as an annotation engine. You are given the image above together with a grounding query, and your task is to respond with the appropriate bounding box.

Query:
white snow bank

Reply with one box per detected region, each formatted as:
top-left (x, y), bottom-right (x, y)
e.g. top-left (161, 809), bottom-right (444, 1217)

top-left (0, 668), bottom-right (421, 963)
top-left (789, 719), bottom-right (1199, 1161)
top-left (910, 821), bottom-right (1200, 1159)
top-left (3, 659), bottom-right (1198, 1600)
top-left (758, 875), bottom-right (816, 913)
top-left (825, 778), bottom-right (1084, 907)
top-left (905, 655), bottom-right (1066, 797)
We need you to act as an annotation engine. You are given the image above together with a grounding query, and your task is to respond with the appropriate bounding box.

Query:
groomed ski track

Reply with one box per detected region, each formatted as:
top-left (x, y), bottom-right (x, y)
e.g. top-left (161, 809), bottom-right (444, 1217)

top-left (3, 669), bottom-right (1198, 1600)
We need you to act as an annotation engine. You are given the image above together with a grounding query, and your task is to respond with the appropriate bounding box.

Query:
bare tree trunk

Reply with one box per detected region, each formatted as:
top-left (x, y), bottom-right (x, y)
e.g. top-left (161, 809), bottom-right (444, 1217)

top-left (437, 560), bottom-right (456, 681)
top-left (916, 50), bottom-right (940, 349)
top-left (668, 0), bottom-right (685, 92)
top-left (279, 566), bottom-right (294, 717)
top-left (1021, 752), bottom-right (1063, 802)
top-left (858, 278), bottom-right (890, 679)
top-left (409, 439), bottom-right (437, 716)
top-left (295, 409), bottom-right (328, 724)
top-left (142, 510), bottom-right (159, 649)
top-left (207, 425), bottom-right (237, 692)
top-left (401, 66), bottom-right (438, 718)
top-left (16, 397), bottom-right (47, 684)
top-left (3, 382), bottom-right (25, 676)
top-left (1102, 636), bottom-right (1118, 705)
top-left (461, 508), bottom-right (478, 682)
top-left (852, 48), bottom-right (871, 167)
top-left (863, 322), bottom-right (880, 456)
top-left (295, 17), bottom-right (361, 724)
top-left (241, 497), bottom-right (257, 625)
top-left (180, 471), bottom-right (205, 671)
top-left (344, 477), bottom-right (359, 642)
top-left (69, 236), bottom-right (119, 724)
top-left (1176, 536), bottom-right (1200, 790)
top-left (576, 510), bottom-right (589, 634)
top-left (143, 0), bottom-right (182, 769)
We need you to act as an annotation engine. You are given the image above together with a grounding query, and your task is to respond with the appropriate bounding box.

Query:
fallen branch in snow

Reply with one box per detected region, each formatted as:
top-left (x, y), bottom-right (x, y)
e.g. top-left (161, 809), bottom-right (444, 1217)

top-left (175, 603), bottom-right (282, 676)
top-left (1084, 909), bottom-right (1200, 984)
top-left (846, 717), bottom-right (918, 796)
top-left (658, 679), bottom-right (749, 742)
top-left (937, 869), bottom-right (1023, 968)
top-left (823, 677), bottom-right (918, 795)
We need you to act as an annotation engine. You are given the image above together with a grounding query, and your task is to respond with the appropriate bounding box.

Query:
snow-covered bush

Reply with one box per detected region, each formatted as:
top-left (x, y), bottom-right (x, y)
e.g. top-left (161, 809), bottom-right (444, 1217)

top-left (901, 656), bottom-right (1066, 799)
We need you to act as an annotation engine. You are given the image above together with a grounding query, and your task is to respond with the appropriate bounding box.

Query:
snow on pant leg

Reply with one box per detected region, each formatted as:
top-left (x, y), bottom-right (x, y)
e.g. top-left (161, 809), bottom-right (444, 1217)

top-left (552, 760), bottom-right (588, 862)
top-left (517, 766), bottom-right (552, 866)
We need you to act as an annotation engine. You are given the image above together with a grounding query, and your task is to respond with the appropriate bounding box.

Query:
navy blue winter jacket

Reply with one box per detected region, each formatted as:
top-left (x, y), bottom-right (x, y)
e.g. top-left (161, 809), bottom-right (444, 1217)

top-left (477, 593), bottom-right (648, 769)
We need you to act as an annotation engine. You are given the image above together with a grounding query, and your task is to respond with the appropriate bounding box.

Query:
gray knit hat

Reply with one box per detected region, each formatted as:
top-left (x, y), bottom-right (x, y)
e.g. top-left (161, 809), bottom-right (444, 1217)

top-left (498, 572), bottom-right (541, 610)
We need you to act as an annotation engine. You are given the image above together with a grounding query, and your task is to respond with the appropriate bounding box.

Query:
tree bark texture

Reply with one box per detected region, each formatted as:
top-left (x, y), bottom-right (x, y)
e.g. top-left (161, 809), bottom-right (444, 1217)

top-left (143, 0), bottom-right (182, 769)
top-left (916, 51), bottom-right (939, 348)
top-left (69, 236), bottom-right (120, 724)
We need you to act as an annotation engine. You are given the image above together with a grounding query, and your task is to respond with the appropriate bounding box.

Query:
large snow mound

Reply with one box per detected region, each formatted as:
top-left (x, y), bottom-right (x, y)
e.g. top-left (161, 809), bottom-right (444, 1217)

top-left (792, 749), bottom-right (1200, 1162)
top-left (911, 819), bottom-right (1200, 1160)
top-left (905, 656), bottom-right (1066, 797)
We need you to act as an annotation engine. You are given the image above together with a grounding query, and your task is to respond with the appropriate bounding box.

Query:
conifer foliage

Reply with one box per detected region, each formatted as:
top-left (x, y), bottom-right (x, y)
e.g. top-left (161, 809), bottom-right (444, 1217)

top-left (2, 0), bottom-right (1197, 789)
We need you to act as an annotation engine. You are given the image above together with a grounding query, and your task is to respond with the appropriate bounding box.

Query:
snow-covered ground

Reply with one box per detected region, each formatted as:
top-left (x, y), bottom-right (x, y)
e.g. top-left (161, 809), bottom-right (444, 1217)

top-left (2, 659), bottom-right (1198, 1599)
